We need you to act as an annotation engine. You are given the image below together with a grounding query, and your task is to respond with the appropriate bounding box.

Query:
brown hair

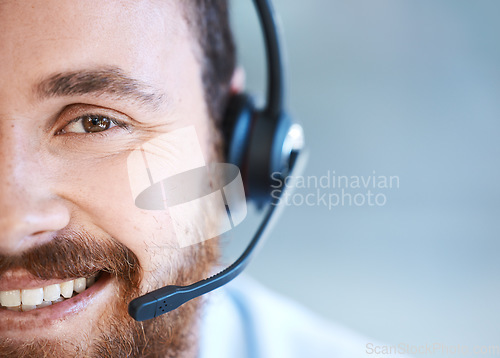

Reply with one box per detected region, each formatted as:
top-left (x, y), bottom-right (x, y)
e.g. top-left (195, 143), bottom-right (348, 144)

top-left (183, 0), bottom-right (237, 124)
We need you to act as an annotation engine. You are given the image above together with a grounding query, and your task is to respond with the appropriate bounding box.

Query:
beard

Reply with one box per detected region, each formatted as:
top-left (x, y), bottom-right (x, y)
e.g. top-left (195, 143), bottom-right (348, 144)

top-left (0, 229), bottom-right (218, 358)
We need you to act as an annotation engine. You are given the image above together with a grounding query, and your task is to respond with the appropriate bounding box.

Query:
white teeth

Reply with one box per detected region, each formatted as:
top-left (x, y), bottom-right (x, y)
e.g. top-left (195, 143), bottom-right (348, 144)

top-left (60, 280), bottom-right (74, 298)
top-left (21, 304), bottom-right (37, 312)
top-left (0, 274), bottom-right (98, 311)
top-left (37, 301), bottom-right (52, 308)
top-left (74, 278), bottom-right (86, 293)
top-left (22, 288), bottom-right (43, 306)
top-left (43, 284), bottom-right (61, 302)
top-left (0, 290), bottom-right (21, 307)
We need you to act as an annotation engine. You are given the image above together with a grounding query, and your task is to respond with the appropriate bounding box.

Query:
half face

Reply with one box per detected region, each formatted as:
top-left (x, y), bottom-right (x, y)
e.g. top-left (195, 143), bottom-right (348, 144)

top-left (0, 1), bottom-right (219, 356)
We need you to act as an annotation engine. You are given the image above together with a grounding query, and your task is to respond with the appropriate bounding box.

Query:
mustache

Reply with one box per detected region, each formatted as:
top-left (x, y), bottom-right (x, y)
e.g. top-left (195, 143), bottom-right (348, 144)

top-left (0, 230), bottom-right (142, 285)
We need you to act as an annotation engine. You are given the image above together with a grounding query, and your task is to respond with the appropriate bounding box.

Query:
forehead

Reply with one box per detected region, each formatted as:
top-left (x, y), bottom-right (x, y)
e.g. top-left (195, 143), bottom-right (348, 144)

top-left (0, 0), bottom-right (188, 104)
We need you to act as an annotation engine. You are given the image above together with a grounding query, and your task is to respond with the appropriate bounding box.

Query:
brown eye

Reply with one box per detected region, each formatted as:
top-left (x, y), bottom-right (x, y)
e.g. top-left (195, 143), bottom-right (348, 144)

top-left (61, 114), bottom-right (118, 134)
top-left (82, 115), bottom-right (111, 133)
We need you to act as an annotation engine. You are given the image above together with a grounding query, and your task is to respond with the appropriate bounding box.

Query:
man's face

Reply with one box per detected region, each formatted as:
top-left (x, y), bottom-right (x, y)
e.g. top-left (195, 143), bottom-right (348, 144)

top-left (0, 1), bottom-right (219, 356)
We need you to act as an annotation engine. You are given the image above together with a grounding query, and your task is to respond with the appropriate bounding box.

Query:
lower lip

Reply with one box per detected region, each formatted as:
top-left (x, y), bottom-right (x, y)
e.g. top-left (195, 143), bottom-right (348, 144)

top-left (0, 272), bottom-right (112, 332)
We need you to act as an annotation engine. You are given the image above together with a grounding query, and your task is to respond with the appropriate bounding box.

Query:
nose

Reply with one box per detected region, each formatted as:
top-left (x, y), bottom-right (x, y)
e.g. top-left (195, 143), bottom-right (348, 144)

top-left (0, 135), bottom-right (70, 255)
top-left (0, 197), bottom-right (70, 254)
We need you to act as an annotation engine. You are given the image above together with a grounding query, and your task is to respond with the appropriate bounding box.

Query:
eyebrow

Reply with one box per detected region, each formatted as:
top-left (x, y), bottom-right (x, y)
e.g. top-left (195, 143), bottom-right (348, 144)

top-left (33, 66), bottom-right (166, 111)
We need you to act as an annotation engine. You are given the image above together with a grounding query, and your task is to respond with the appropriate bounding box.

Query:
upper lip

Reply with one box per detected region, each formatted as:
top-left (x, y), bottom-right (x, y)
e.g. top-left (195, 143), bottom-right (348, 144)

top-left (0, 268), bottom-right (84, 291)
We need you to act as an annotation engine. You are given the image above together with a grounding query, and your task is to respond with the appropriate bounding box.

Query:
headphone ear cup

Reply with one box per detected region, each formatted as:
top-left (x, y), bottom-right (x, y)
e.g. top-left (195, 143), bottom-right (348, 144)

top-left (246, 111), bottom-right (296, 205)
top-left (223, 93), bottom-right (256, 178)
top-left (224, 94), bottom-right (303, 206)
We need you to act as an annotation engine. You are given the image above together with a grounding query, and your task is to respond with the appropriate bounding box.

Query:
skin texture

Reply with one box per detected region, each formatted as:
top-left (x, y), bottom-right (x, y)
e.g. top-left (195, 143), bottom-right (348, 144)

top-left (0, 0), bottom-right (221, 356)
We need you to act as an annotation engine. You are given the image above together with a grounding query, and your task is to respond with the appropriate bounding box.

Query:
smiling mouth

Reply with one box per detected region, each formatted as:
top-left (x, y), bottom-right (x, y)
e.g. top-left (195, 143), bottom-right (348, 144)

top-left (0, 273), bottom-right (100, 312)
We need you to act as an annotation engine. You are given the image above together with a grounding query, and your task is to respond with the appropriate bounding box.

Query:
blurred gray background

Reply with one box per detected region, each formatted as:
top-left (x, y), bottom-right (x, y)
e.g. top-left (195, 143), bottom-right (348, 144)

top-left (230, 0), bottom-right (500, 356)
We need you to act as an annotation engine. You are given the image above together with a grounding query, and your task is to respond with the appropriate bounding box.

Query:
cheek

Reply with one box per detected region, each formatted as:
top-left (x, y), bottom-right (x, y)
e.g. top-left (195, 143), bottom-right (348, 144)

top-left (57, 152), bottom-right (180, 273)
top-left (55, 129), bottom-right (215, 277)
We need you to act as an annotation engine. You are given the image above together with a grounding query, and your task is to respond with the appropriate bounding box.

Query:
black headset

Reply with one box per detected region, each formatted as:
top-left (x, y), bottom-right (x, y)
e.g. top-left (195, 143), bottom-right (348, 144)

top-left (128, 0), bottom-right (304, 321)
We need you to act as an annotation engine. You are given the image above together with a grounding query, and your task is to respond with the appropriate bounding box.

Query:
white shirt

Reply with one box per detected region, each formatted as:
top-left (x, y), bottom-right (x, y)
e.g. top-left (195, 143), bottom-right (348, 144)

top-left (198, 276), bottom-right (391, 358)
